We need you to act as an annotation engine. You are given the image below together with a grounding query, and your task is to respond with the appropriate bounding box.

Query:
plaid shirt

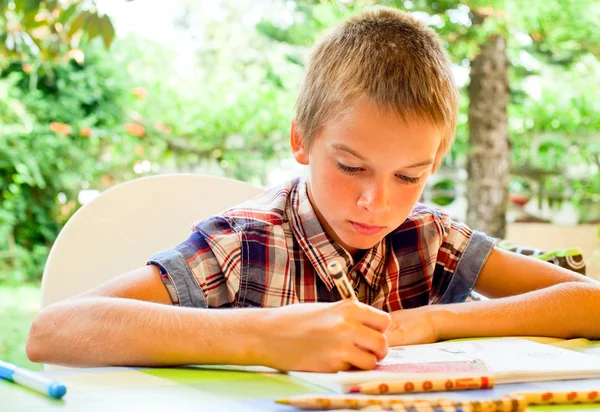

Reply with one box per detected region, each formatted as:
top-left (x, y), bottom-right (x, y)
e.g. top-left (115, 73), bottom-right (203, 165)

top-left (148, 177), bottom-right (495, 311)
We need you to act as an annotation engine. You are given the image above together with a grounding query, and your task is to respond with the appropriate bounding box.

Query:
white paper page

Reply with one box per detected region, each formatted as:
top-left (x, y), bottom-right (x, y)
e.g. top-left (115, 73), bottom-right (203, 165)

top-left (290, 338), bottom-right (600, 392)
top-left (381, 338), bottom-right (600, 373)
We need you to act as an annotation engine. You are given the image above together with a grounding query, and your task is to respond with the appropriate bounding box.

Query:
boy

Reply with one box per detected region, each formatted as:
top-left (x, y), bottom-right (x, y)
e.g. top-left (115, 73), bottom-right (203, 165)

top-left (27, 7), bottom-right (600, 372)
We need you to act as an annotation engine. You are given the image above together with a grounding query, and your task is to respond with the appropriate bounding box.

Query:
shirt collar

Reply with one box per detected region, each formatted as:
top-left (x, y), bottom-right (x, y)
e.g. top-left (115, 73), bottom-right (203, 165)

top-left (287, 176), bottom-right (387, 291)
top-left (354, 237), bottom-right (388, 289)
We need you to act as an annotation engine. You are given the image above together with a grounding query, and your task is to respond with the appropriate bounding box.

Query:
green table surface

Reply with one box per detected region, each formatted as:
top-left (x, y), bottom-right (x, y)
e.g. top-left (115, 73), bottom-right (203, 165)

top-left (2, 338), bottom-right (600, 412)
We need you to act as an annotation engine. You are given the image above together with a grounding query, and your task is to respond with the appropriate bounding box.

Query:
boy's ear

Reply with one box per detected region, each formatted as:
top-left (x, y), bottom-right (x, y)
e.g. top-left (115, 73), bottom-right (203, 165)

top-left (290, 120), bottom-right (309, 165)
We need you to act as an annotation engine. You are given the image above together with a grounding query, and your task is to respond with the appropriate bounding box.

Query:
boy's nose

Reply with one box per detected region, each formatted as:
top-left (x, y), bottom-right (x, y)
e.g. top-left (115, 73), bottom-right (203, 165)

top-left (357, 180), bottom-right (391, 214)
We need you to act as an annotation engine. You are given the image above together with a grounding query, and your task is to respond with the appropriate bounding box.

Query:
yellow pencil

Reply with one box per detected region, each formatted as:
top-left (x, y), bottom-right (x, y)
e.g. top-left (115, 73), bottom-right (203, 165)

top-left (275, 395), bottom-right (444, 410)
top-left (509, 389), bottom-right (600, 405)
top-left (391, 402), bottom-right (474, 412)
top-left (391, 403), bottom-right (473, 412)
top-left (328, 261), bottom-right (358, 301)
top-left (275, 395), bottom-right (527, 411)
top-left (349, 376), bottom-right (495, 395)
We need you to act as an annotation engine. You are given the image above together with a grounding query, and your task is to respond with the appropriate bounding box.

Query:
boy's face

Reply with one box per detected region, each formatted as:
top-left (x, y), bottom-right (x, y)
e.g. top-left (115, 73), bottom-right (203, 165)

top-left (291, 100), bottom-right (442, 256)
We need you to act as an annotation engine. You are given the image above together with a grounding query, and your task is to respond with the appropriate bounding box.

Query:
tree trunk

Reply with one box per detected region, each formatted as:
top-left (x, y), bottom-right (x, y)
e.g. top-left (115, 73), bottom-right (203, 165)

top-left (466, 35), bottom-right (510, 238)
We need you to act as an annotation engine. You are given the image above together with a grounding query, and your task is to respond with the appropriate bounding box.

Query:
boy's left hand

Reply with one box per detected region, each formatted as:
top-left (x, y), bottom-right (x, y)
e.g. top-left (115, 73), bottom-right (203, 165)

top-left (386, 306), bottom-right (438, 346)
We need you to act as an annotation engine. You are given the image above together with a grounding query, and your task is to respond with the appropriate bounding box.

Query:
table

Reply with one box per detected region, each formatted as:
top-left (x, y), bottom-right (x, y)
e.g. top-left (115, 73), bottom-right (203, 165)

top-left (3, 365), bottom-right (323, 412)
top-left (2, 339), bottom-right (600, 412)
top-left (2, 364), bottom-right (600, 412)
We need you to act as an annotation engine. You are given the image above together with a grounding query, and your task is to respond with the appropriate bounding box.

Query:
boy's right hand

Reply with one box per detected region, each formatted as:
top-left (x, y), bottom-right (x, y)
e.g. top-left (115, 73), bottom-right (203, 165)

top-left (258, 300), bottom-right (391, 372)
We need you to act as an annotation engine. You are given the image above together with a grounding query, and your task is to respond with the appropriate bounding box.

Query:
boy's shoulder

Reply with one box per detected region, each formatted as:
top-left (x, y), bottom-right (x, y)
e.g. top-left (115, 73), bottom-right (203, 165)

top-left (390, 202), bottom-right (464, 248)
top-left (398, 202), bottom-right (451, 230)
top-left (193, 178), bottom-right (299, 236)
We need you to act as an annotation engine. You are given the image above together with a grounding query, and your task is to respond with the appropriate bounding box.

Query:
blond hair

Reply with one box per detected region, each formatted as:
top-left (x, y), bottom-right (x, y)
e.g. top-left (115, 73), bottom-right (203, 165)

top-left (294, 6), bottom-right (458, 167)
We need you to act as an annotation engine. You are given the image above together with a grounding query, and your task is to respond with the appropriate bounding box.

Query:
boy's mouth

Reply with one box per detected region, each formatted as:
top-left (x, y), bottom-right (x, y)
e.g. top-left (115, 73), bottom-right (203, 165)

top-left (350, 221), bottom-right (386, 236)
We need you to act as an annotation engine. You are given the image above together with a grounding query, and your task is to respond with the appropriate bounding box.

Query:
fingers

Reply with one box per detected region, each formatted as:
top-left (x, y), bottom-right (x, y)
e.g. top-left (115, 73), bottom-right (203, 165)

top-left (346, 345), bottom-right (379, 370)
top-left (353, 325), bottom-right (388, 361)
top-left (360, 307), bottom-right (391, 333)
top-left (337, 300), bottom-right (391, 333)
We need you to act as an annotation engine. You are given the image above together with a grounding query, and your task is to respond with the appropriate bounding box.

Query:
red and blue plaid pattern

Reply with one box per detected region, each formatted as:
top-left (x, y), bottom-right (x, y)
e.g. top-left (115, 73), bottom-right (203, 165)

top-left (148, 177), bottom-right (494, 311)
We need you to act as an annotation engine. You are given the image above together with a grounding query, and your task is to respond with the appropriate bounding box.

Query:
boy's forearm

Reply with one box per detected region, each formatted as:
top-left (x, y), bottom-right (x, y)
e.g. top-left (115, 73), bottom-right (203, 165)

top-left (27, 297), bottom-right (267, 367)
top-left (431, 282), bottom-right (600, 341)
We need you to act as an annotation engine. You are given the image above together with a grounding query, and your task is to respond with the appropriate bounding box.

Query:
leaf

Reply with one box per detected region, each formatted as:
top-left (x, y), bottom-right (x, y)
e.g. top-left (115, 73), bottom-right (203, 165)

top-left (284, 53), bottom-right (304, 67)
top-left (68, 12), bottom-right (87, 37)
top-left (98, 14), bottom-right (115, 49)
top-left (58, 4), bottom-right (78, 25)
top-left (45, 0), bottom-right (58, 11)
top-left (85, 13), bottom-right (101, 41)
top-left (13, 0), bottom-right (41, 14)
top-left (255, 21), bottom-right (289, 43)
top-left (22, 8), bottom-right (44, 28)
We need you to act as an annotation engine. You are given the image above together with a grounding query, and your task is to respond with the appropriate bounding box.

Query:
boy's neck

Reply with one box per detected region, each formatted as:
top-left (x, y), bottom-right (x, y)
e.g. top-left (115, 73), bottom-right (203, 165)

top-left (352, 249), bottom-right (368, 263)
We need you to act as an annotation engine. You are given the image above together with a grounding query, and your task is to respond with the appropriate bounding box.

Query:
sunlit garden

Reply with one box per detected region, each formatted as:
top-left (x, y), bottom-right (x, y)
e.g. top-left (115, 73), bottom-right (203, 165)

top-left (1, 0), bottom-right (599, 370)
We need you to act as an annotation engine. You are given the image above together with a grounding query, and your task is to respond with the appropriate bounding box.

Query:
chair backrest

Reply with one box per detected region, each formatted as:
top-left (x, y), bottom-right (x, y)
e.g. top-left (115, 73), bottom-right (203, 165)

top-left (40, 174), bottom-right (264, 308)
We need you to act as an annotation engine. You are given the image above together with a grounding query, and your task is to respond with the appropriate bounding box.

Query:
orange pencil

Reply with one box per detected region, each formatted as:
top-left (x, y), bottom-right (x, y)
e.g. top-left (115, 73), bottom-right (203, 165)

top-left (275, 395), bottom-right (526, 411)
top-left (390, 397), bottom-right (525, 412)
top-left (275, 395), bottom-right (441, 410)
top-left (349, 376), bottom-right (495, 395)
top-left (509, 389), bottom-right (600, 405)
top-left (392, 403), bottom-right (473, 412)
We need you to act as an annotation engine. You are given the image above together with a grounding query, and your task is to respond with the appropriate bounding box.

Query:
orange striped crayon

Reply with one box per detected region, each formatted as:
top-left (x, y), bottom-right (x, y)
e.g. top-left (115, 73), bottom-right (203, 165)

top-left (275, 395), bottom-right (449, 410)
top-left (509, 390), bottom-right (600, 405)
top-left (274, 395), bottom-right (526, 411)
top-left (325, 409), bottom-right (384, 412)
top-left (465, 397), bottom-right (526, 412)
top-left (392, 405), bottom-right (473, 412)
top-left (391, 400), bottom-right (474, 412)
top-left (392, 397), bottom-right (525, 412)
top-left (349, 376), bottom-right (494, 394)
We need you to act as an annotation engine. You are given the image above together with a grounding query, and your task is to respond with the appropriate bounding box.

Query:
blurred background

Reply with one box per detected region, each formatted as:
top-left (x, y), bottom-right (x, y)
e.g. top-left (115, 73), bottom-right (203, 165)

top-left (1, 0), bottom-right (599, 369)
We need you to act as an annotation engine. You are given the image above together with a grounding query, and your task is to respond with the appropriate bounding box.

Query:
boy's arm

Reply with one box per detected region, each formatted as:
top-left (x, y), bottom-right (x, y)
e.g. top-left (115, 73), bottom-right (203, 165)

top-left (27, 265), bottom-right (390, 371)
top-left (26, 265), bottom-right (264, 367)
top-left (387, 247), bottom-right (600, 345)
top-left (473, 246), bottom-right (591, 298)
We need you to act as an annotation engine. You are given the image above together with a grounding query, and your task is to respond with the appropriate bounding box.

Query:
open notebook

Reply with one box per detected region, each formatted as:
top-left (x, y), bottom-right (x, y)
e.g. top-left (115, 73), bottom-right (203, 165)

top-left (289, 338), bottom-right (600, 393)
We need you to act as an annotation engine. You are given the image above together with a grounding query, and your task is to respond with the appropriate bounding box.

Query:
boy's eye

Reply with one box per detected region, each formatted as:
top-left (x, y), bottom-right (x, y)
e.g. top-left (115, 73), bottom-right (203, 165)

top-left (337, 162), bottom-right (421, 184)
top-left (336, 162), bottom-right (363, 174)
top-left (396, 174), bottom-right (421, 184)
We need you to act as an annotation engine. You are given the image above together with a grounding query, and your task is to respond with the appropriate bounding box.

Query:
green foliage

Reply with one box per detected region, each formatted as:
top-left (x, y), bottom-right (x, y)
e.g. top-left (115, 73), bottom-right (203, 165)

top-left (508, 56), bottom-right (600, 219)
top-left (0, 5), bottom-right (302, 282)
top-left (1, 3), bottom-right (128, 284)
top-left (0, 43), bottom-right (143, 283)
top-left (506, 0), bottom-right (600, 65)
top-left (0, 284), bottom-right (42, 370)
top-left (0, 0), bottom-right (116, 61)
top-left (108, 41), bottom-right (292, 183)
top-left (114, 2), bottom-right (302, 184)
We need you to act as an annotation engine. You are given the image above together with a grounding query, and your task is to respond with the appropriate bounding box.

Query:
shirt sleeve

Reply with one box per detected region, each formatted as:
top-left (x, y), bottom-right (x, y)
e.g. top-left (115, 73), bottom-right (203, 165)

top-left (147, 216), bottom-right (242, 308)
top-left (431, 211), bottom-right (496, 304)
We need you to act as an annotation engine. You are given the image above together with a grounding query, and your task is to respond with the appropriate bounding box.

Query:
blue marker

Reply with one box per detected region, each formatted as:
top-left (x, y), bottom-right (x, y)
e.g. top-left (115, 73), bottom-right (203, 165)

top-left (0, 360), bottom-right (67, 399)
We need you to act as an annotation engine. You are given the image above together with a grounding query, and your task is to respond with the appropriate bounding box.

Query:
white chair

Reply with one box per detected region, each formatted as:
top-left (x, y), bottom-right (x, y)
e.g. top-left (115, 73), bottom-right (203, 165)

top-left (40, 174), bottom-right (264, 308)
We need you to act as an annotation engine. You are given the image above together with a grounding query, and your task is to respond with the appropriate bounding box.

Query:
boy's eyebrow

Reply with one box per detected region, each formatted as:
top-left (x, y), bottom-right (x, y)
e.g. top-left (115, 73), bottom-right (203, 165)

top-left (331, 143), bottom-right (434, 168)
top-left (332, 143), bottom-right (366, 160)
